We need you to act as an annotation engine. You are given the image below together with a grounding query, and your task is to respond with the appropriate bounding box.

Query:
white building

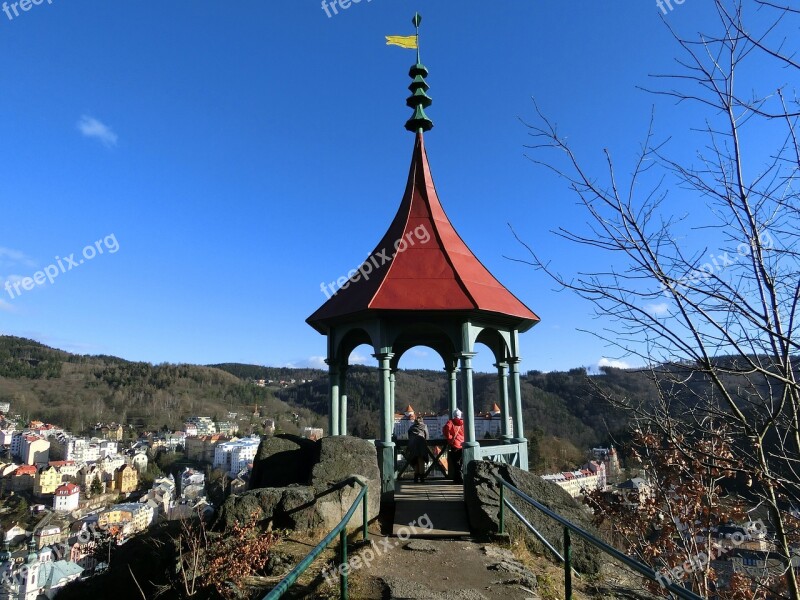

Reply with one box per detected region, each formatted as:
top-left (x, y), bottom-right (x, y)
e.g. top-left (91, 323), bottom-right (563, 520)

top-left (184, 416), bottom-right (216, 436)
top-left (53, 483), bottom-right (80, 513)
top-left (21, 435), bottom-right (50, 466)
top-left (393, 404), bottom-right (513, 440)
top-left (49, 435), bottom-right (102, 463)
top-left (128, 451), bottom-right (148, 472)
top-left (213, 437), bottom-right (260, 475)
top-left (0, 430), bottom-right (14, 448)
top-left (542, 467), bottom-right (606, 498)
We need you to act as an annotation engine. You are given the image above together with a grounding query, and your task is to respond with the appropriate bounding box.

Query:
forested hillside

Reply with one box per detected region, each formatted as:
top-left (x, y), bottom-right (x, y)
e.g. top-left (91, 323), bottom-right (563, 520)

top-left (0, 337), bottom-right (324, 434)
top-left (0, 335), bottom-right (657, 472)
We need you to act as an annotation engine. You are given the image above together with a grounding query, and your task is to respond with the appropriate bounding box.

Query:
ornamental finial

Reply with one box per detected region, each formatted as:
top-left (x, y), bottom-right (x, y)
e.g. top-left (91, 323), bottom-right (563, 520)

top-left (404, 13), bottom-right (433, 133)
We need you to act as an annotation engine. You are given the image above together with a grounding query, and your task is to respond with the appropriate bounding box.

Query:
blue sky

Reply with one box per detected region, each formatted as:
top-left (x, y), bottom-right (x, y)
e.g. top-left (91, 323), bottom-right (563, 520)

top-left (0, 0), bottom-right (753, 373)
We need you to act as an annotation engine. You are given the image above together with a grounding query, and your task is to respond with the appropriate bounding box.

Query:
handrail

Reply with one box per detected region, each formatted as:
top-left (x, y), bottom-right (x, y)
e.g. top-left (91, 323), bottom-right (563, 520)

top-left (495, 475), bottom-right (704, 600)
top-left (263, 476), bottom-right (369, 600)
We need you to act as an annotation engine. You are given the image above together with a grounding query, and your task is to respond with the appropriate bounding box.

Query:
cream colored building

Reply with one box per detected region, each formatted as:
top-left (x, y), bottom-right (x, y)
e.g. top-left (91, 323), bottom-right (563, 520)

top-left (23, 436), bottom-right (51, 465)
top-left (34, 466), bottom-right (62, 496)
top-left (98, 503), bottom-right (154, 537)
top-left (114, 464), bottom-right (138, 494)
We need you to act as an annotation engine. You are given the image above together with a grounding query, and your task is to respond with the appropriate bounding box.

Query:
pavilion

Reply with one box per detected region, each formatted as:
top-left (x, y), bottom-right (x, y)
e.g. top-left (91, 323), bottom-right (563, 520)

top-left (307, 15), bottom-right (539, 499)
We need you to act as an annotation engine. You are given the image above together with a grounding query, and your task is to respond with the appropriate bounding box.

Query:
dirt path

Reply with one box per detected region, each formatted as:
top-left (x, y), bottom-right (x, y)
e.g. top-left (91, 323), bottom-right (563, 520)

top-left (344, 532), bottom-right (540, 600)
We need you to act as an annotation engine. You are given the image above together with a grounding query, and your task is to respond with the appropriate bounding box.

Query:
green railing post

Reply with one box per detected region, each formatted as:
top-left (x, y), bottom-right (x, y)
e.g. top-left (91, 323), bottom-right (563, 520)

top-left (340, 529), bottom-right (348, 600)
top-left (499, 483), bottom-right (505, 534)
top-left (564, 527), bottom-right (572, 600)
top-left (362, 487), bottom-right (369, 541)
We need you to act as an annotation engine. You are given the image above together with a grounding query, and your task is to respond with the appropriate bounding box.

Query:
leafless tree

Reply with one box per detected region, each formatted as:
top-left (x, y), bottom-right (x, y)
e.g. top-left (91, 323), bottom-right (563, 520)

top-left (515, 1), bottom-right (800, 597)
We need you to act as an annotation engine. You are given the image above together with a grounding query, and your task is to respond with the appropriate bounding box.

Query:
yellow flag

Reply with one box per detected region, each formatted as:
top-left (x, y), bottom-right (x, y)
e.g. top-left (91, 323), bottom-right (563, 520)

top-left (385, 35), bottom-right (418, 49)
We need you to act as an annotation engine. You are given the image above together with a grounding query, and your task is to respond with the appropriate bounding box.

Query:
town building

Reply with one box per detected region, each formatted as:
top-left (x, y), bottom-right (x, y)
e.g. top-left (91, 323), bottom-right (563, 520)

top-left (302, 427), bottom-right (323, 441)
top-left (614, 477), bottom-right (653, 508)
top-left (127, 451), bottom-right (148, 472)
top-left (114, 464), bottom-right (138, 494)
top-left (33, 526), bottom-right (63, 550)
top-left (184, 416), bottom-right (216, 436)
top-left (33, 466), bottom-right (62, 497)
top-left (185, 435), bottom-right (230, 463)
top-left (213, 437), bottom-right (260, 475)
top-left (98, 503), bottom-right (154, 538)
top-left (93, 423), bottom-right (124, 441)
top-left (215, 421), bottom-right (236, 436)
top-left (77, 465), bottom-right (103, 494)
top-left (394, 404), bottom-right (513, 440)
top-left (21, 435), bottom-right (50, 466)
top-left (139, 475), bottom-right (175, 518)
top-left (48, 460), bottom-right (80, 481)
top-left (541, 467), bottom-right (606, 498)
top-left (11, 465), bottom-right (37, 492)
top-left (0, 540), bottom-right (83, 599)
top-left (180, 468), bottom-right (205, 500)
top-left (0, 430), bottom-right (14, 448)
top-left (53, 483), bottom-right (80, 513)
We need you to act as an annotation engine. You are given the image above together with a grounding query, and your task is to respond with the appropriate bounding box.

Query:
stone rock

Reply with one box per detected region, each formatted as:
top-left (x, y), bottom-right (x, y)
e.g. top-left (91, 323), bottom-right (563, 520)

top-left (482, 545), bottom-right (538, 591)
top-left (403, 540), bottom-right (438, 553)
top-left (249, 434), bottom-right (318, 489)
top-left (221, 435), bottom-right (380, 534)
top-left (215, 486), bottom-right (320, 531)
top-left (311, 436), bottom-right (381, 529)
top-left (465, 460), bottom-right (601, 574)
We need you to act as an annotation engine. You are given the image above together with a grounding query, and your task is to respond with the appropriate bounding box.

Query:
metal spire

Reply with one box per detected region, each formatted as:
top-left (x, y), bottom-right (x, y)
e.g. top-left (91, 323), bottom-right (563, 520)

top-left (404, 13), bottom-right (433, 133)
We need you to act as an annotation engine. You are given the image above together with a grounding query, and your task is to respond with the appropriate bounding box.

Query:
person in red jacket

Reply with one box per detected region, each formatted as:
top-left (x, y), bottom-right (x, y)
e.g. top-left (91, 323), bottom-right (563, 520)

top-left (442, 409), bottom-right (465, 483)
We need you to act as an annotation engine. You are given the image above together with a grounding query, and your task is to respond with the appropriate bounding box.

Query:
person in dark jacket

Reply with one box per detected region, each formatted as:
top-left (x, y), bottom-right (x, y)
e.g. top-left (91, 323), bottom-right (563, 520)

top-left (443, 408), bottom-right (465, 483)
top-left (407, 414), bottom-right (429, 483)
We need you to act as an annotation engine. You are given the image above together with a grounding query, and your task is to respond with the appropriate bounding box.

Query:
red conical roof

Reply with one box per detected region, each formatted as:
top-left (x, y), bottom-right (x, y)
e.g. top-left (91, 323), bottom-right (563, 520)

top-left (307, 132), bottom-right (539, 332)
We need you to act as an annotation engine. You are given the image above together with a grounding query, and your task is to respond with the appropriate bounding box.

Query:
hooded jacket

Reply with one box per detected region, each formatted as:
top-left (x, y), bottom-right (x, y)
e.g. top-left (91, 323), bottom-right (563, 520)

top-left (407, 420), bottom-right (429, 459)
top-left (442, 417), bottom-right (464, 450)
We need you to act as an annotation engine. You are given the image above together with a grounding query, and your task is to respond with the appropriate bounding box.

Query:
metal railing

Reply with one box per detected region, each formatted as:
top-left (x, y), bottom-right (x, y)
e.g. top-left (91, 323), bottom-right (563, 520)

top-left (263, 477), bottom-right (369, 600)
top-left (495, 475), bottom-right (704, 600)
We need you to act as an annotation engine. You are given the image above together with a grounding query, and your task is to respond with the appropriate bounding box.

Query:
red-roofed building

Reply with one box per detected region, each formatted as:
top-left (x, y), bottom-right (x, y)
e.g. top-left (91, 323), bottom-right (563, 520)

top-left (11, 464), bottom-right (37, 491)
top-left (53, 483), bottom-right (80, 512)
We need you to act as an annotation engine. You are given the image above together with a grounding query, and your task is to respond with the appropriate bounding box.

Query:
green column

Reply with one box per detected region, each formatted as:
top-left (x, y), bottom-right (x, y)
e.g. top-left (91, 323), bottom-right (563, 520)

top-left (389, 370), bottom-right (397, 437)
top-left (459, 353), bottom-right (477, 445)
top-left (447, 366), bottom-right (458, 418)
top-left (459, 353), bottom-right (478, 482)
top-left (327, 361), bottom-right (340, 437)
top-left (509, 358), bottom-right (525, 443)
top-left (340, 365), bottom-right (348, 436)
top-left (375, 352), bottom-right (395, 498)
top-left (495, 362), bottom-right (511, 441)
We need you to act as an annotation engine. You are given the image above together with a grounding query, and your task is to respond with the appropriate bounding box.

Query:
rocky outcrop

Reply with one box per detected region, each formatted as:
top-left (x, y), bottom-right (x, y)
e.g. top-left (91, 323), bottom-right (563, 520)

top-left (465, 460), bottom-right (601, 574)
top-left (249, 434), bottom-right (318, 489)
top-left (218, 435), bottom-right (379, 533)
top-left (215, 486), bottom-right (319, 531)
top-left (310, 436), bottom-right (381, 529)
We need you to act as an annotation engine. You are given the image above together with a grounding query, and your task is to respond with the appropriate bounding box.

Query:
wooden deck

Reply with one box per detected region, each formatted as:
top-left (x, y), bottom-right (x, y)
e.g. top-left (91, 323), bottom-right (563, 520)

top-left (392, 479), bottom-right (471, 538)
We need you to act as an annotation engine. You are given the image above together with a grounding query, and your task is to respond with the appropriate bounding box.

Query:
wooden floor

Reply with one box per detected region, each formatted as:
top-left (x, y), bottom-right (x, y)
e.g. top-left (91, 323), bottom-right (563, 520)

top-left (392, 479), bottom-right (471, 538)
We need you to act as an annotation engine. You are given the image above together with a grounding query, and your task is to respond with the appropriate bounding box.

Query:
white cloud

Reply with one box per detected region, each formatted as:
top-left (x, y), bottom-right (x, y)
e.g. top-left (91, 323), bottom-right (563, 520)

top-left (0, 248), bottom-right (35, 268)
top-left (306, 356), bottom-right (327, 369)
top-left (349, 352), bottom-right (372, 365)
top-left (0, 299), bottom-right (14, 312)
top-left (598, 357), bottom-right (632, 370)
top-left (645, 302), bottom-right (670, 317)
top-left (409, 349), bottom-right (428, 358)
top-left (77, 115), bottom-right (118, 147)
